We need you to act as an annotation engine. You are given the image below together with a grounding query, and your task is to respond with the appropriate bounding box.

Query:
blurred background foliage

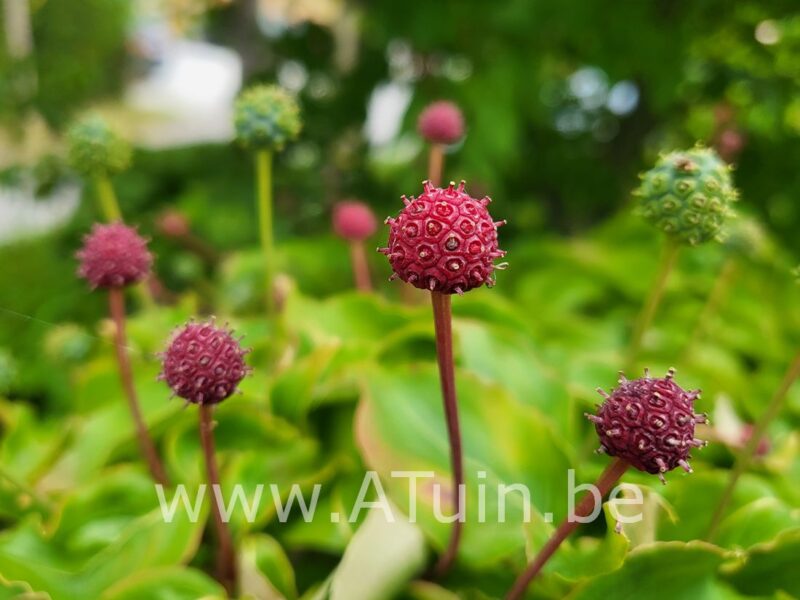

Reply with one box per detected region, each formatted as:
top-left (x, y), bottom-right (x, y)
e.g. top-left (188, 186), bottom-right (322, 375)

top-left (0, 0), bottom-right (800, 599)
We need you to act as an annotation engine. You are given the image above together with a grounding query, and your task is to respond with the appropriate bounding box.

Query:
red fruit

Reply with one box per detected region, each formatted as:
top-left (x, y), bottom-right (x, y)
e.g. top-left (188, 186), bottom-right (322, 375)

top-left (417, 101), bottom-right (464, 145)
top-left (333, 200), bottom-right (378, 241)
top-left (160, 321), bottom-right (250, 405)
top-left (587, 368), bottom-right (708, 483)
top-left (380, 181), bottom-right (506, 295)
top-left (77, 222), bottom-right (153, 289)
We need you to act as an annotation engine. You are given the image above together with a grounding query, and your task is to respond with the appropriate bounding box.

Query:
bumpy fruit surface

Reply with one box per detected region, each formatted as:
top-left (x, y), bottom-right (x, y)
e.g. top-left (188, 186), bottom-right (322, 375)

top-left (160, 321), bottom-right (249, 405)
top-left (234, 85), bottom-right (301, 151)
top-left (66, 115), bottom-right (131, 176)
top-left (77, 223), bottom-right (152, 289)
top-left (635, 146), bottom-right (737, 246)
top-left (333, 200), bottom-right (377, 241)
top-left (380, 181), bottom-right (506, 295)
top-left (587, 369), bottom-right (707, 482)
top-left (417, 101), bottom-right (464, 145)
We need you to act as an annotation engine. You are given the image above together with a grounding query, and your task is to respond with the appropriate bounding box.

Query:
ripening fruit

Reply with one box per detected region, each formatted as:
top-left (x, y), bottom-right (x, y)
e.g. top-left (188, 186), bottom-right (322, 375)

top-left (417, 101), bottom-right (465, 145)
top-left (586, 368), bottom-right (708, 483)
top-left (635, 146), bottom-right (737, 246)
top-left (234, 85), bottom-right (302, 151)
top-left (379, 180), bottom-right (506, 295)
top-left (76, 222), bottom-right (152, 289)
top-left (333, 200), bottom-right (378, 241)
top-left (159, 321), bottom-right (250, 405)
top-left (66, 115), bottom-right (132, 177)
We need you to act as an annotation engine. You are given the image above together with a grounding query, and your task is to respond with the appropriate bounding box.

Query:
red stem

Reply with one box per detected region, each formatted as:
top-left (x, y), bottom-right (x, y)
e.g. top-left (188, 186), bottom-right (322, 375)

top-left (108, 287), bottom-right (169, 487)
top-left (506, 458), bottom-right (629, 600)
top-left (430, 291), bottom-right (464, 577)
top-left (199, 403), bottom-right (237, 596)
top-left (428, 143), bottom-right (445, 186)
top-left (349, 240), bottom-right (373, 292)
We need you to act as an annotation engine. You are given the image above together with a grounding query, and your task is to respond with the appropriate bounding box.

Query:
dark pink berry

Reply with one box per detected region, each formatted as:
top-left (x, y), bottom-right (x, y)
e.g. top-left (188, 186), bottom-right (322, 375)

top-left (333, 200), bottom-right (378, 241)
top-left (417, 101), bottom-right (464, 145)
top-left (76, 222), bottom-right (153, 289)
top-left (379, 181), bottom-right (506, 295)
top-left (587, 368), bottom-right (708, 483)
top-left (159, 321), bottom-right (250, 405)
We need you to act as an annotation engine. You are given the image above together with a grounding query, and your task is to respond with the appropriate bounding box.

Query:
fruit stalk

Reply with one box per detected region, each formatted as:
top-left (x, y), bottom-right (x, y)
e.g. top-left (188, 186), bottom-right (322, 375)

top-left (256, 149), bottom-right (276, 316)
top-left (349, 240), bottom-right (372, 291)
top-left (93, 174), bottom-right (123, 221)
top-left (108, 287), bottom-right (169, 486)
top-left (683, 256), bottom-right (737, 354)
top-left (430, 291), bottom-right (464, 576)
top-left (199, 403), bottom-right (237, 596)
top-left (706, 350), bottom-right (800, 540)
top-left (506, 458), bottom-right (630, 600)
top-left (427, 143), bottom-right (445, 186)
top-left (627, 239), bottom-right (680, 368)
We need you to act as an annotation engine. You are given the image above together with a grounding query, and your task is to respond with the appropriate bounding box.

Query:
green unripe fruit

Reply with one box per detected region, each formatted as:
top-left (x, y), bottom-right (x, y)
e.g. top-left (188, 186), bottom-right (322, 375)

top-left (234, 85), bottom-right (302, 152)
top-left (635, 146), bottom-right (738, 246)
top-left (66, 115), bottom-right (132, 177)
top-left (724, 215), bottom-right (771, 261)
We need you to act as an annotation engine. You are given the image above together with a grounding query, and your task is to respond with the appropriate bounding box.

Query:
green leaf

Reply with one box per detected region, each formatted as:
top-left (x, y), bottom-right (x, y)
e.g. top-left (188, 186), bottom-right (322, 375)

top-left (714, 498), bottom-right (800, 549)
top-left (239, 534), bottom-right (297, 600)
top-left (101, 566), bottom-right (225, 600)
top-left (328, 504), bottom-right (427, 600)
top-left (357, 365), bottom-right (572, 567)
top-left (723, 528), bottom-right (800, 598)
top-left (570, 541), bottom-right (737, 600)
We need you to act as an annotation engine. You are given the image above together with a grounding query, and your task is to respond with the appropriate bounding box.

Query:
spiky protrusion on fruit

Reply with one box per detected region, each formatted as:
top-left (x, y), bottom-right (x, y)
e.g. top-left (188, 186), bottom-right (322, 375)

top-left (66, 115), bottom-right (132, 177)
top-left (234, 85), bottom-right (302, 152)
top-left (159, 320), bottom-right (250, 405)
top-left (379, 181), bottom-right (506, 295)
top-left (77, 222), bottom-right (153, 289)
top-left (417, 101), bottom-right (465, 145)
top-left (333, 200), bottom-right (378, 241)
top-left (586, 368), bottom-right (708, 484)
top-left (634, 145), bottom-right (737, 246)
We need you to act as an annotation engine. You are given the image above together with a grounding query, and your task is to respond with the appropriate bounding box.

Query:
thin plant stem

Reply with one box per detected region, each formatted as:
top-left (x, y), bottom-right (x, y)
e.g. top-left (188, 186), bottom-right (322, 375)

top-left (93, 173), bottom-right (123, 221)
top-left (427, 143), bottom-right (445, 186)
top-left (108, 287), bottom-right (169, 486)
top-left (199, 403), bottom-right (237, 596)
top-left (256, 149), bottom-right (276, 316)
top-left (683, 256), bottom-right (737, 356)
top-left (626, 239), bottom-right (681, 369)
top-left (0, 464), bottom-right (55, 513)
top-left (705, 350), bottom-right (800, 541)
top-left (430, 291), bottom-right (464, 577)
top-left (506, 458), bottom-right (629, 600)
top-left (349, 240), bottom-right (372, 292)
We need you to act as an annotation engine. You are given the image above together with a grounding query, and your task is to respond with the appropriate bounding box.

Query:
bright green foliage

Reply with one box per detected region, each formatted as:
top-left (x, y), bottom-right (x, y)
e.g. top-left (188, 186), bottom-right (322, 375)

top-left (65, 114), bottom-right (131, 177)
top-left (635, 146), bottom-right (738, 246)
top-left (234, 85), bottom-right (302, 152)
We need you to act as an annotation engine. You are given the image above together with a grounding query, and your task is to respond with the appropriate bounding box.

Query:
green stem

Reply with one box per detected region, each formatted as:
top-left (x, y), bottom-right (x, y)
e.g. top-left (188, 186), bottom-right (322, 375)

top-left (93, 173), bottom-right (123, 222)
top-left (256, 150), bottom-right (275, 316)
top-left (626, 238), bottom-right (681, 370)
top-left (0, 464), bottom-right (54, 513)
top-left (705, 350), bottom-right (800, 541)
top-left (683, 256), bottom-right (737, 356)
